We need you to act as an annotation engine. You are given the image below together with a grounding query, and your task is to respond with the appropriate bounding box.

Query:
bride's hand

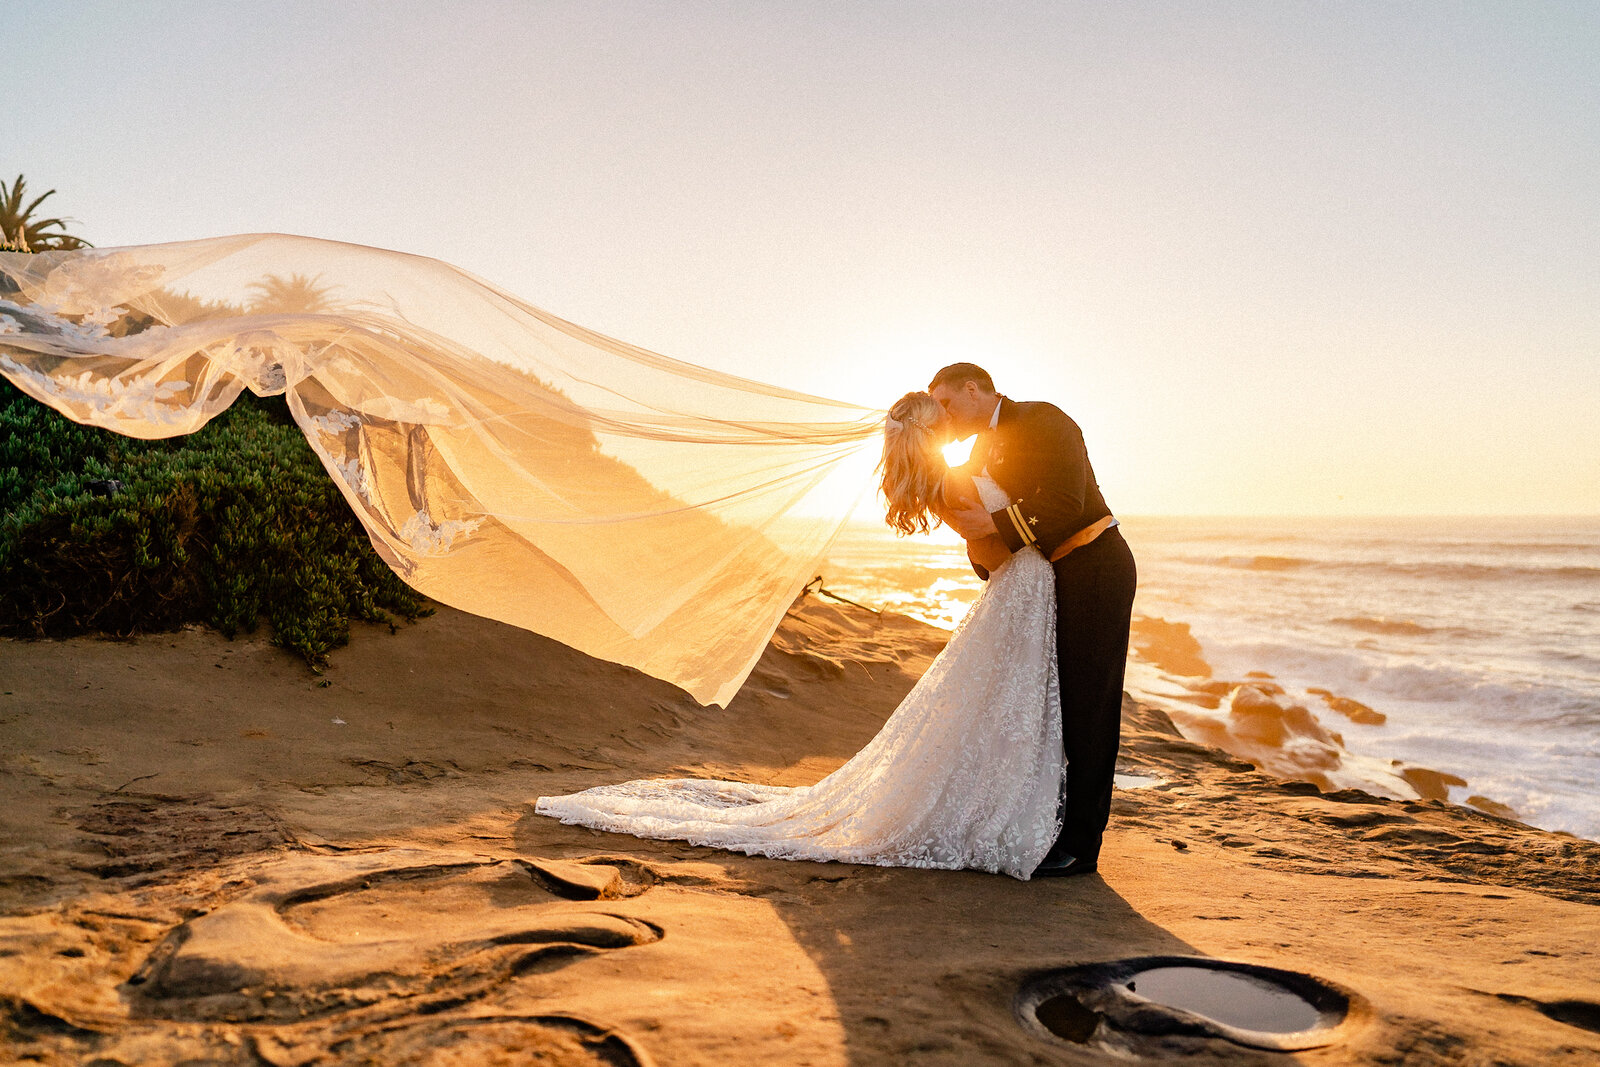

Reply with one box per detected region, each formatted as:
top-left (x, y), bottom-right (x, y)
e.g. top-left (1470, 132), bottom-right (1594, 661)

top-left (946, 500), bottom-right (999, 540)
top-left (936, 470), bottom-right (998, 540)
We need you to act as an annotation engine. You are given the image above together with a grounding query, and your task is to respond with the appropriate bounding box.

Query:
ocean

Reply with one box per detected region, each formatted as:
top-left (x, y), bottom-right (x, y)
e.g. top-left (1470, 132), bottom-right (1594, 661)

top-left (819, 515), bottom-right (1600, 842)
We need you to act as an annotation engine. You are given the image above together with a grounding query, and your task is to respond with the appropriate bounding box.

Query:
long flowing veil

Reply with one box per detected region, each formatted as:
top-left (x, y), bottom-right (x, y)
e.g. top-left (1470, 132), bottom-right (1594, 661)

top-left (0, 234), bottom-right (885, 705)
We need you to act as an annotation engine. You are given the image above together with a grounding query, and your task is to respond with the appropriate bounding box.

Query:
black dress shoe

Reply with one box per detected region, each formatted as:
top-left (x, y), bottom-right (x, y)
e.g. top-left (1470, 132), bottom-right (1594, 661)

top-left (1032, 853), bottom-right (1099, 878)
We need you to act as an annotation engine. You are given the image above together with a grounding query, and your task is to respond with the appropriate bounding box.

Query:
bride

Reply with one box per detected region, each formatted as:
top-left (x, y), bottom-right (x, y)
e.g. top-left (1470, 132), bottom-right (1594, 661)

top-left (536, 390), bottom-right (1064, 880)
top-left (0, 237), bottom-right (1063, 876)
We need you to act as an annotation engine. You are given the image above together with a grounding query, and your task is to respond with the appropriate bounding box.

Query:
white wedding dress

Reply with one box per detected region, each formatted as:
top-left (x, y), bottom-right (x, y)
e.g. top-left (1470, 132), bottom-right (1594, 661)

top-left (536, 475), bottom-right (1065, 880)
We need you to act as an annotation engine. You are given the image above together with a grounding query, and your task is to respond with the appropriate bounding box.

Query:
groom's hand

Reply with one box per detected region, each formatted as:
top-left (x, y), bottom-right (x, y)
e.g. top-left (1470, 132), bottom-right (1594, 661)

top-left (947, 502), bottom-right (999, 540)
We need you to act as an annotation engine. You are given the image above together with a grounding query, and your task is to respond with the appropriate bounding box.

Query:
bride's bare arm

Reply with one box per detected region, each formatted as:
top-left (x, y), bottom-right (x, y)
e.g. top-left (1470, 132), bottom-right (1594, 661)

top-left (966, 534), bottom-right (1012, 573)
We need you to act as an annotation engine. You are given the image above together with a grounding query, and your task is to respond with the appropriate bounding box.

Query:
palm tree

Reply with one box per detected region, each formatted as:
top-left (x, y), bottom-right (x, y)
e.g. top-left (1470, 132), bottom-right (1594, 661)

top-left (0, 175), bottom-right (93, 252)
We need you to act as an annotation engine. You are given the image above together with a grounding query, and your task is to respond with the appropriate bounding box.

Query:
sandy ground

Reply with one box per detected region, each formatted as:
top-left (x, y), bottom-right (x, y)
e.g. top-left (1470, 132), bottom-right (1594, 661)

top-left (1, 600), bottom-right (1598, 1065)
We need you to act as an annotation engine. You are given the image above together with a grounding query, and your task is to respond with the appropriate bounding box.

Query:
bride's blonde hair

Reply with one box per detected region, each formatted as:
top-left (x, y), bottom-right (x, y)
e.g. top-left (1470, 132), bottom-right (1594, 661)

top-left (880, 391), bottom-right (946, 535)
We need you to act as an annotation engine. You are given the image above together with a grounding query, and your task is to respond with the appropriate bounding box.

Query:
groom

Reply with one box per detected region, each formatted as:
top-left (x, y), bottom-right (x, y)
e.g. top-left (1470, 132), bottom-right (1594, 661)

top-left (929, 364), bottom-right (1137, 877)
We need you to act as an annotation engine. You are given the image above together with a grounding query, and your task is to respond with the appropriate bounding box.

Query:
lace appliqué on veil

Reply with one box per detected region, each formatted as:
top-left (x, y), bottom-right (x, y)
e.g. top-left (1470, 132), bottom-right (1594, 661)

top-left (537, 476), bottom-right (1064, 880)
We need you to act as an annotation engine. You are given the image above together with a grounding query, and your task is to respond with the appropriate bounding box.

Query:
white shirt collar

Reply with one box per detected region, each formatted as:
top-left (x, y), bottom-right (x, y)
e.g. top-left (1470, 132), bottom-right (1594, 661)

top-left (987, 399), bottom-right (1001, 430)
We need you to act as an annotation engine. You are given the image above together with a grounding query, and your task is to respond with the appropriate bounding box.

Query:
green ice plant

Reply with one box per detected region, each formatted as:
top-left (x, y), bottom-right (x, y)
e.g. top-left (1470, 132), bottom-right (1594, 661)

top-left (0, 377), bottom-right (431, 665)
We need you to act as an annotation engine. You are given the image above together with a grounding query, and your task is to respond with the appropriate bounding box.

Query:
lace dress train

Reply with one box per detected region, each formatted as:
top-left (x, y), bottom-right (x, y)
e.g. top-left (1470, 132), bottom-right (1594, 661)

top-left (535, 476), bottom-right (1064, 879)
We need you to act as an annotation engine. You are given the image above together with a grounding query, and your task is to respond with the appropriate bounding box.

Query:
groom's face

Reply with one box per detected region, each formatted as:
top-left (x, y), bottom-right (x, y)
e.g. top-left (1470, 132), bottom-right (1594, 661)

top-left (930, 381), bottom-right (995, 437)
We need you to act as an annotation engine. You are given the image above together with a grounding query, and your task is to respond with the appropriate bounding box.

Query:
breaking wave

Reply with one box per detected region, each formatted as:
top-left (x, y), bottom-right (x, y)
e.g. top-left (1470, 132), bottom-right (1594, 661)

top-left (1332, 616), bottom-right (1436, 637)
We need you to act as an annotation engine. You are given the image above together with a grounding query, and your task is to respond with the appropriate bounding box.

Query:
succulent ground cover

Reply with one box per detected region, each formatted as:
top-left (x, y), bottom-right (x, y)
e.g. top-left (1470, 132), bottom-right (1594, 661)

top-left (0, 376), bottom-right (429, 665)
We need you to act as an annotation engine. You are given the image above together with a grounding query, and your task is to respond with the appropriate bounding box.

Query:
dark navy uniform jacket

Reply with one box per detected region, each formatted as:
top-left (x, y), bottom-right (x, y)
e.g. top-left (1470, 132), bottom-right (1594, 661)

top-left (964, 396), bottom-right (1113, 578)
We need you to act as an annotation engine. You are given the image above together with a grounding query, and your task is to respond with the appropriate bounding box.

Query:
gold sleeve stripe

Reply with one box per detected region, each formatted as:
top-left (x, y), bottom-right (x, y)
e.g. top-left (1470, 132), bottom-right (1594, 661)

top-left (1014, 506), bottom-right (1035, 545)
top-left (1007, 504), bottom-right (1037, 546)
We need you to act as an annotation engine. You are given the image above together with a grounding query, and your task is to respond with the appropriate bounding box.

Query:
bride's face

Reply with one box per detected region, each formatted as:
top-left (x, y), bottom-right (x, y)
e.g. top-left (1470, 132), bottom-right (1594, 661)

top-left (929, 381), bottom-right (991, 436)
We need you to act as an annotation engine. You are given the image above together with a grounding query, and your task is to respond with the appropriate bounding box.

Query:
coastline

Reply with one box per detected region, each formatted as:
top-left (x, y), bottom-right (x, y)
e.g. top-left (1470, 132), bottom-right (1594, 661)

top-left (822, 513), bottom-right (1600, 842)
top-left (1124, 615), bottom-right (1524, 820)
top-left (2, 602), bottom-right (1597, 1064)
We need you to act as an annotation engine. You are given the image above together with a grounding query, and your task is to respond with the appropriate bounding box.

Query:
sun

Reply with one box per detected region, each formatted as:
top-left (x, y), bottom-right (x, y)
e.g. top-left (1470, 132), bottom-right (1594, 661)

top-left (942, 435), bottom-right (976, 467)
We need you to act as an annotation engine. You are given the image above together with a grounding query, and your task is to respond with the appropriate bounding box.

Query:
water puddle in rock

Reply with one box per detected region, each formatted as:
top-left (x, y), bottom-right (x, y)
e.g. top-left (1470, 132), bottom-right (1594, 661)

top-left (1019, 956), bottom-right (1352, 1052)
top-left (1113, 773), bottom-right (1163, 789)
top-left (1123, 965), bottom-right (1321, 1033)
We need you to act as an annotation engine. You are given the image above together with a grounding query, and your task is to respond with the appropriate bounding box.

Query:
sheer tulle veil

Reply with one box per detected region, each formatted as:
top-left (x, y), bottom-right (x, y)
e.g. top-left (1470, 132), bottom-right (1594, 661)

top-left (0, 235), bottom-right (885, 705)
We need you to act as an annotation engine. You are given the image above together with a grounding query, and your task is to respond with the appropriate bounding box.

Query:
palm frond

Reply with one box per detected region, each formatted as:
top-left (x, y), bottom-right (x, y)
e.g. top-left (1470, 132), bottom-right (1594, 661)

top-left (0, 174), bottom-right (93, 250)
top-left (21, 188), bottom-right (57, 219)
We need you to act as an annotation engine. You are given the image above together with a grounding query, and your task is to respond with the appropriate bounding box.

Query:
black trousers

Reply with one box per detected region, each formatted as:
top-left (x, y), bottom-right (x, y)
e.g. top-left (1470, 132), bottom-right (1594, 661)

top-left (1050, 526), bottom-right (1137, 862)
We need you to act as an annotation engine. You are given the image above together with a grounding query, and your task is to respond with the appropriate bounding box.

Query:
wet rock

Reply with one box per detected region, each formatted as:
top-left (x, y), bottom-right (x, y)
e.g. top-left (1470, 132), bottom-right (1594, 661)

top-left (1400, 766), bottom-right (1469, 802)
top-left (1312, 692), bottom-right (1386, 725)
top-left (1228, 687), bottom-right (1337, 751)
top-left (1129, 617), bottom-right (1212, 678)
top-left (1467, 795), bottom-right (1520, 821)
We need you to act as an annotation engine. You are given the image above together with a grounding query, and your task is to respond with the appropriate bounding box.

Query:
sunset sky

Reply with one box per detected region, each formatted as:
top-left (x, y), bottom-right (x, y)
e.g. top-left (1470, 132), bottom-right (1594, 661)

top-left (11, 1), bottom-right (1598, 515)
